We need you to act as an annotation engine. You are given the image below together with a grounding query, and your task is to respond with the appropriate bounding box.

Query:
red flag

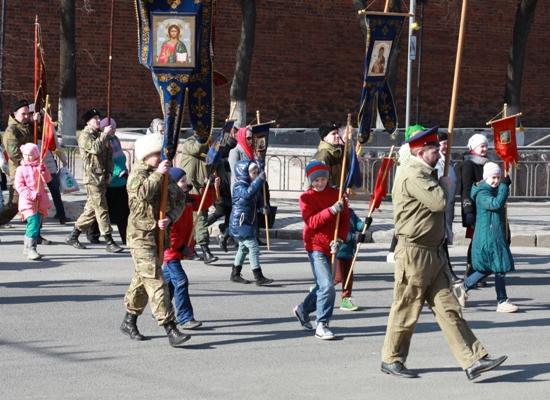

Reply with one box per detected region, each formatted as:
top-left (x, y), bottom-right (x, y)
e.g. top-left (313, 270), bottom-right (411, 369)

top-left (491, 115), bottom-right (519, 170)
top-left (40, 112), bottom-right (57, 161)
top-left (369, 157), bottom-right (394, 211)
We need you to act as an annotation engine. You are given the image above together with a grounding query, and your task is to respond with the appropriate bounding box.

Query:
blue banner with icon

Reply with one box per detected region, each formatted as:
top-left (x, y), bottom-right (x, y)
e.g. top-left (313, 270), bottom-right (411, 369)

top-left (357, 14), bottom-right (405, 143)
top-left (135, 0), bottom-right (214, 160)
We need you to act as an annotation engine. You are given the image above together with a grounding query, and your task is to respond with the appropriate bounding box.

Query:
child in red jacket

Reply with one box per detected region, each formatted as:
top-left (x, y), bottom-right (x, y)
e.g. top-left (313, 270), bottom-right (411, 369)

top-left (163, 167), bottom-right (218, 330)
top-left (293, 159), bottom-right (349, 340)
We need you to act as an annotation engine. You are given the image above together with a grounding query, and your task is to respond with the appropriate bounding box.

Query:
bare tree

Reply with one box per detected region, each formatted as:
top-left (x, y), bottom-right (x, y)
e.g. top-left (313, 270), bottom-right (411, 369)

top-left (504, 0), bottom-right (538, 115)
top-left (229, 0), bottom-right (256, 127)
top-left (59, 0), bottom-right (77, 145)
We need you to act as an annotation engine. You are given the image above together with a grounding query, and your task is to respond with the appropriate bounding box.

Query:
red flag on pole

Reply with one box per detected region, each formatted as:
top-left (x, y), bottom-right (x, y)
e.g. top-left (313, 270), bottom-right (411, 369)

top-left (369, 156), bottom-right (394, 211)
top-left (490, 115), bottom-right (519, 170)
top-left (40, 112), bottom-right (57, 161)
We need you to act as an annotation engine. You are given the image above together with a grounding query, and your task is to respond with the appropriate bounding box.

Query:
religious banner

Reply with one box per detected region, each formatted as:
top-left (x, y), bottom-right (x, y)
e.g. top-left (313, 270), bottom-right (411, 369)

top-left (250, 121), bottom-right (272, 162)
top-left (357, 15), bottom-right (405, 143)
top-left (135, 0), bottom-right (214, 160)
top-left (344, 140), bottom-right (362, 189)
top-left (490, 115), bottom-right (519, 170)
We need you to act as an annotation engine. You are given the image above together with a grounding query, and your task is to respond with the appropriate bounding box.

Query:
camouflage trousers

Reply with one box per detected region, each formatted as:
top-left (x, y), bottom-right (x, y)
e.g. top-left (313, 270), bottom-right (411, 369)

top-left (124, 248), bottom-right (174, 326)
top-left (382, 242), bottom-right (488, 370)
top-left (194, 209), bottom-right (210, 245)
top-left (75, 184), bottom-right (112, 235)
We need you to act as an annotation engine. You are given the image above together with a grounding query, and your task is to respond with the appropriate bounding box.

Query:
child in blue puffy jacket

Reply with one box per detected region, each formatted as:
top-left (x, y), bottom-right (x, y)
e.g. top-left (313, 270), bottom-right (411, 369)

top-left (229, 159), bottom-right (273, 286)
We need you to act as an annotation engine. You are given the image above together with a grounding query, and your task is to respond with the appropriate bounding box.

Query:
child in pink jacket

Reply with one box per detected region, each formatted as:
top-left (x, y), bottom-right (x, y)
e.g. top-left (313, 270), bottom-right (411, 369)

top-left (15, 143), bottom-right (52, 260)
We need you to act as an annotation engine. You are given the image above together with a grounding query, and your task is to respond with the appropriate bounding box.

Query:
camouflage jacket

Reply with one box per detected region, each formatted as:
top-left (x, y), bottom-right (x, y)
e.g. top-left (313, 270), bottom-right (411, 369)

top-left (179, 136), bottom-right (208, 194)
top-left (126, 161), bottom-right (185, 249)
top-left (2, 115), bottom-right (33, 183)
top-left (77, 126), bottom-right (113, 186)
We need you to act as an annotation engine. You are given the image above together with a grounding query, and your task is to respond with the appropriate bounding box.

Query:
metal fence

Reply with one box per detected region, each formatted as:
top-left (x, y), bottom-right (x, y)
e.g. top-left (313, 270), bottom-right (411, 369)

top-left (61, 144), bottom-right (550, 200)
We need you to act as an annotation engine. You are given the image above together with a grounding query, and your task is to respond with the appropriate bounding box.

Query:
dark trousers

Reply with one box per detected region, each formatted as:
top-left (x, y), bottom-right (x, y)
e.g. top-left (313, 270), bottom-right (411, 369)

top-left (46, 173), bottom-right (66, 219)
top-left (334, 258), bottom-right (353, 298)
top-left (0, 185), bottom-right (18, 225)
top-left (206, 198), bottom-right (231, 235)
top-left (88, 185), bottom-right (129, 244)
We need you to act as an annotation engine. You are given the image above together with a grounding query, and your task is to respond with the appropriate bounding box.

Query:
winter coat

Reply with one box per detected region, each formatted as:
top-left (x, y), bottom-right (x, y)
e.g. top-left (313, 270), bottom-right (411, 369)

top-left (313, 140), bottom-right (345, 187)
top-left (300, 185), bottom-right (350, 257)
top-left (459, 153), bottom-right (487, 227)
top-left (228, 143), bottom-right (252, 190)
top-left (179, 135), bottom-right (208, 194)
top-left (78, 126), bottom-right (113, 187)
top-left (336, 209), bottom-right (365, 260)
top-left (470, 181), bottom-right (514, 274)
top-left (2, 115), bottom-right (33, 184)
top-left (108, 135), bottom-right (128, 188)
top-left (14, 160), bottom-right (52, 220)
top-left (164, 188), bottom-right (215, 261)
top-left (229, 160), bottom-right (264, 240)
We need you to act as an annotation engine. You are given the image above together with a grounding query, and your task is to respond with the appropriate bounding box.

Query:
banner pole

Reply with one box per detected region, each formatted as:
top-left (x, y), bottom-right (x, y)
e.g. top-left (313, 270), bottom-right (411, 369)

top-left (33, 16), bottom-right (39, 144)
top-left (444, 0), bottom-right (468, 177)
top-left (107, 0), bottom-right (115, 120)
top-left (256, 110), bottom-right (271, 251)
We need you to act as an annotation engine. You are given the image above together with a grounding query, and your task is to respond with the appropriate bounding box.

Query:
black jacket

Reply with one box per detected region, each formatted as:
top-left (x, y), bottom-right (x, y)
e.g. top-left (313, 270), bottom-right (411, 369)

top-left (459, 153), bottom-right (487, 227)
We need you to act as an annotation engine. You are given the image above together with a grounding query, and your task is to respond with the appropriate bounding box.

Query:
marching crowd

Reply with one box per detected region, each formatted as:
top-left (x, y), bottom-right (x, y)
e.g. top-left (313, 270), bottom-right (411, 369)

top-left (0, 99), bottom-right (516, 380)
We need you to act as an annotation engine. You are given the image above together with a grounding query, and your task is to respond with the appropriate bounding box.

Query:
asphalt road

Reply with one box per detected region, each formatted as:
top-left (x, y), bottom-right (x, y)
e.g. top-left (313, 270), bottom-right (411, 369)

top-left (1, 221), bottom-right (550, 399)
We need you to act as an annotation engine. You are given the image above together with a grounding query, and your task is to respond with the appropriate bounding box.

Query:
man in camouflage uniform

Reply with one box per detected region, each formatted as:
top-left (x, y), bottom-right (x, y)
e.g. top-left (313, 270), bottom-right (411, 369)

top-left (313, 123), bottom-right (347, 187)
top-left (120, 133), bottom-right (190, 347)
top-left (380, 127), bottom-right (507, 381)
top-left (0, 99), bottom-right (36, 225)
top-left (179, 132), bottom-right (218, 264)
top-left (65, 109), bottom-right (122, 253)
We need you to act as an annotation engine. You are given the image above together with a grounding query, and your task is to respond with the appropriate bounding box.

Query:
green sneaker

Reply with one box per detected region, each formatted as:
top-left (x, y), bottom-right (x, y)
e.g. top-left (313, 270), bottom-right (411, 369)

top-left (340, 297), bottom-right (359, 311)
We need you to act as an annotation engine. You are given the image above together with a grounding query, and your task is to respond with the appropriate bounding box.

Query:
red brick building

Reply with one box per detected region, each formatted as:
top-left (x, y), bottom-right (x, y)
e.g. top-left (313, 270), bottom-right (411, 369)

top-left (1, 1), bottom-right (549, 129)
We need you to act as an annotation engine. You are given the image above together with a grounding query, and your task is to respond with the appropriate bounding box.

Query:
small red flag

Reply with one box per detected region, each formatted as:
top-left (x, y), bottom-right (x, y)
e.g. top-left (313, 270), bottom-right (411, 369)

top-left (40, 112), bottom-right (57, 161)
top-left (491, 115), bottom-right (519, 170)
top-left (369, 157), bottom-right (394, 211)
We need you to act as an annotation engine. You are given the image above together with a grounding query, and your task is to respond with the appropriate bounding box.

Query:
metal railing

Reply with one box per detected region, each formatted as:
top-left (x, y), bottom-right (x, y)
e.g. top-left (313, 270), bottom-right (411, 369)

top-left (60, 144), bottom-right (550, 200)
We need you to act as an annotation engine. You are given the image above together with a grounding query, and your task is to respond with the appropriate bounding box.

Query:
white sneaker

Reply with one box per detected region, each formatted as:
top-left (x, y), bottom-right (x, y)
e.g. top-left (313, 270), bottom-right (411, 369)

top-left (386, 252), bottom-right (395, 263)
top-left (496, 300), bottom-right (519, 313)
top-left (315, 322), bottom-right (335, 340)
top-left (453, 282), bottom-right (468, 307)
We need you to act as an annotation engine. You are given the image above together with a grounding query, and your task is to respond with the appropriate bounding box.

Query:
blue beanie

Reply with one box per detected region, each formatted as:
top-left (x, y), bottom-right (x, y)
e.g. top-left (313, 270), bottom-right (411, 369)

top-left (305, 159), bottom-right (329, 184)
top-left (169, 167), bottom-right (186, 182)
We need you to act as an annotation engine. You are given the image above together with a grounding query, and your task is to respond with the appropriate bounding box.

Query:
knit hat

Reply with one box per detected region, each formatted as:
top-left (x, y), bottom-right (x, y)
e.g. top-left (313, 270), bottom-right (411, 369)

top-left (467, 133), bottom-right (489, 152)
top-left (169, 167), bottom-right (186, 182)
top-left (404, 124), bottom-right (425, 141)
top-left (20, 143), bottom-right (39, 159)
top-left (483, 162), bottom-right (501, 180)
top-left (134, 134), bottom-right (163, 161)
top-left (12, 99), bottom-right (29, 113)
top-left (100, 117), bottom-right (116, 130)
top-left (148, 118), bottom-right (164, 135)
top-left (318, 123), bottom-right (341, 140)
top-left (305, 159), bottom-right (329, 184)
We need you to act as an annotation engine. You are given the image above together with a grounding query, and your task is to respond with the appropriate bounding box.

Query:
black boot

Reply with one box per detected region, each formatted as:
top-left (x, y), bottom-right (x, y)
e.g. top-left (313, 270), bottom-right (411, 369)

top-left (65, 228), bottom-right (86, 249)
top-left (230, 265), bottom-right (251, 284)
top-left (86, 232), bottom-right (101, 244)
top-left (163, 321), bottom-right (191, 347)
top-left (37, 236), bottom-right (52, 245)
top-left (120, 312), bottom-right (145, 340)
top-left (218, 234), bottom-right (229, 253)
top-left (253, 268), bottom-right (274, 286)
top-left (200, 244), bottom-right (218, 264)
top-left (104, 234), bottom-right (123, 253)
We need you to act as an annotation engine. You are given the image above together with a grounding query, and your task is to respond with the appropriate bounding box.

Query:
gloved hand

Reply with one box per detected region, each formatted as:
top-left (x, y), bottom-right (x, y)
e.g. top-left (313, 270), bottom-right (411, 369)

top-left (465, 212), bottom-right (475, 228)
top-left (503, 175), bottom-right (512, 186)
top-left (329, 200), bottom-right (344, 215)
top-left (364, 216), bottom-right (373, 230)
top-left (330, 239), bottom-right (342, 255)
top-left (39, 163), bottom-right (47, 173)
top-left (353, 232), bottom-right (366, 243)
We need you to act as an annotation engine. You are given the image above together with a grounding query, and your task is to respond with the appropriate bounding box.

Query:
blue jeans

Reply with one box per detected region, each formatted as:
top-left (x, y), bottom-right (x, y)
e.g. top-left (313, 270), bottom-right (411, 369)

top-left (464, 271), bottom-right (508, 303)
top-left (163, 260), bottom-right (194, 324)
top-left (233, 238), bottom-right (261, 270)
top-left (47, 173), bottom-right (66, 218)
top-left (300, 251), bottom-right (335, 323)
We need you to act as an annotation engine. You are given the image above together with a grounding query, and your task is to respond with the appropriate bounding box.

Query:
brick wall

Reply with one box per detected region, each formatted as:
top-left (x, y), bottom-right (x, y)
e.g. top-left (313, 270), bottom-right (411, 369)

top-left (1, 0), bottom-right (549, 130)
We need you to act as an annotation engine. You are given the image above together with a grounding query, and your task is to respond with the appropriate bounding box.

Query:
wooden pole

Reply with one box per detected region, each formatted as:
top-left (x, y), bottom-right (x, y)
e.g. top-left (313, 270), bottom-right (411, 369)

top-left (443, 0), bottom-right (468, 177)
top-left (256, 110), bottom-right (271, 251)
top-left (331, 114), bottom-right (352, 272)
top-left (343, 146), bottom-right (395, 289)
top-left (502, 103), bottom-right (511, 242)
top-left (187, 179), bottom-right (212, 247)
top-left (384, 0), bottom-right (390, 13)
top-left (106, 0), bottom-right (115, 120)
top-left (33, 16), bottom-right (39, 144)
top-left (35, 95), bottom-right (50, 201)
